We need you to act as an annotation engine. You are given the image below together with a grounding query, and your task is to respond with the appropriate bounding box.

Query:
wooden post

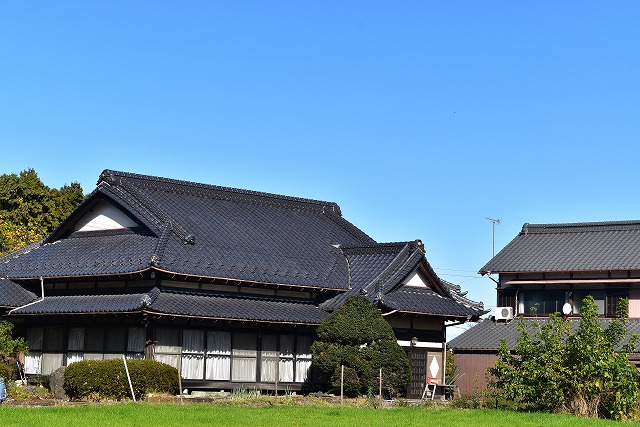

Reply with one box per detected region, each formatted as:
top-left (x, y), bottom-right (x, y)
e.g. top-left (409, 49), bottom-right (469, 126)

top-left (340, 365), bottom-right (344, 405)
top-left (379, 368), bottom-right (382, 406)
top-left (275, 358), bottom-right (279, 397)
top-left (178, 355), bottom-right (183, 404)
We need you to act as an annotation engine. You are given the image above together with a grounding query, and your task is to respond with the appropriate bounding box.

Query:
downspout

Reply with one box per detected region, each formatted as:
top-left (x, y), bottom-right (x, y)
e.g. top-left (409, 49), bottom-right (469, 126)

top-left (8, 276), bottom-right (45, 314)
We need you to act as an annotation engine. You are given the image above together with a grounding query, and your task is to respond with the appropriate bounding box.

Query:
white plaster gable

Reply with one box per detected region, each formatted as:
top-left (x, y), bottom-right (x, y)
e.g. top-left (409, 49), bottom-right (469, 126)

top-left (74, 201), bottom-right (139, 232)
top-left (403, 270), bottom-right (428, 288)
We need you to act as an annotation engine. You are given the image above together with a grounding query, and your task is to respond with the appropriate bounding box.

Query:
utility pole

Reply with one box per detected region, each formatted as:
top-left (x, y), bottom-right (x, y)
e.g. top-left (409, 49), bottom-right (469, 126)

top-left (486, 218), bottom-right (500, 257)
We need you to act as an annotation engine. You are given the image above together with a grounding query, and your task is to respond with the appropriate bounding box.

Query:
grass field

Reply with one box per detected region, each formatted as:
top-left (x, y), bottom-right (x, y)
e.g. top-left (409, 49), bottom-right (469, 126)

top-left (0, 404), bottom-right (625, 427)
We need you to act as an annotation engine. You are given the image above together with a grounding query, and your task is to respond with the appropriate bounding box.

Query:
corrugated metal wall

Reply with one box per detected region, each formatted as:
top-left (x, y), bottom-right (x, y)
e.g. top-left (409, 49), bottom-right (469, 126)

top-left (452, 353), bottom-right (498, 396)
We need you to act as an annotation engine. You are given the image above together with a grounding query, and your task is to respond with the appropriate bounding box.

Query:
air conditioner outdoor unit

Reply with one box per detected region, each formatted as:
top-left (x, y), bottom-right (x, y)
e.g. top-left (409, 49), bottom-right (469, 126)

top-left (495, 306), bottom-right (514, 321)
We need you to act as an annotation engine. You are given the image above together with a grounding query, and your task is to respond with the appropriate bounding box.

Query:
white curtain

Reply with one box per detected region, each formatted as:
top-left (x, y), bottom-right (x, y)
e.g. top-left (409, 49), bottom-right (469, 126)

top-left (295, 336), bottom-right (313, 383)
top-left (25, 329), bottom-right (44, 374)
top-left (279, 335), bottom-right (294, 382)
top-left (261, 335), bottom-right (278, 382)
top-left (279, 359), bottom-right (294, 382)
top-left (66, 327), bottom-right (85, 364)
top-left (182, 354), bottom-right (204, 379)
top-left (155, 328), bottom-right (181, 353)
top-left (155, 353), bottom-right (180, 369)
top-left (182, 330), bottom-right (204, 379)
top-left (206, 331), bottom-right (231, 380)
top-left (67, 352), bottom-right (84, 365)
top-left (24, 352), bottom-right (42, 375)
top-left (232, 333), bottom-right (257, 381)
top-left (41, 353), bottom-right (64, 375)
top-left (232, 358), bottom-right (257, 381)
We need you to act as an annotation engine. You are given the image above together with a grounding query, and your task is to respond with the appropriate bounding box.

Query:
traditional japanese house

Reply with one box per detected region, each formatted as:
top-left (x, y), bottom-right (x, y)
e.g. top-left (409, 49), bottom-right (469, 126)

top-left (0, 170), bottom-right (484, 397)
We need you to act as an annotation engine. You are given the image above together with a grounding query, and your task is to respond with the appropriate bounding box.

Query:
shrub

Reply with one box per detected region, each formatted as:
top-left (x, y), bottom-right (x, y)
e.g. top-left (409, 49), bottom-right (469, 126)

top-left (64, 358), bottom-right (179, 400)
top-left (488, 296), bottom-right (640, 420)
top-left (311, 296), bottom-right (411, 398)
top-left (0, 361), bottom-right (13, 383)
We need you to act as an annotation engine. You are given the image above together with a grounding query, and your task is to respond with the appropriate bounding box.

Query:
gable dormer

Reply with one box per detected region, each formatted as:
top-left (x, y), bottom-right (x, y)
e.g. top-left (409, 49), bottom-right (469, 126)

top-left (73, 200), bottom-right (140, 232)
top-left (402, 270), bottom-right (429, 288)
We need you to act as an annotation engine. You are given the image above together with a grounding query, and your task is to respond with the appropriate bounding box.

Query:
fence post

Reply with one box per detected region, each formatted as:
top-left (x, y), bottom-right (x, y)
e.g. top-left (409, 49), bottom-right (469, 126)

top-left (122, 356), bottom-right (136, 402)
top-left (341, 365), bottom-right (344, 405)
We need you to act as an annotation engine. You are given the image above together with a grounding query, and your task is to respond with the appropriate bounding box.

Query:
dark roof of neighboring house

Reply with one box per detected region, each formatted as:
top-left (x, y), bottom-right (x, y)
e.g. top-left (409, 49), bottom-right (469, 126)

top-left (0, 170), bottom-right (484, 320)
top-left (480, 221), bottom-right (640, 274)
top-left (448, 317), bottom-right (640, 352)
top-left (10, 286), bottom-right (327, 324)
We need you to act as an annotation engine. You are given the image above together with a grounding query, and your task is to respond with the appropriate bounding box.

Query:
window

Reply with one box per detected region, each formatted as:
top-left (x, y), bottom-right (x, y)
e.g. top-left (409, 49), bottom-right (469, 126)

top-left (521, 291), bottom-right (570, 315)
top-left (67, 327), bottom-right (85, 365)
top-left (24, 328), bottom-right (43, 374)
top-left (127, 327), bottom-right (146, 359)
top-left (206, 331), bottom-right (231, 380)
top-left (295, 336), bottom-right (312, 383)
top-left (42, 327), bottom-right (64, 375)
top-left (497, 293), bottom-right (516, 312)
top-left (260, 335), bottom-right (279, 382)
top-left (606, 292), bottom-right (628, 317)
top-left (279, 335), bottom-right (295, 382)
top-left (231, 333), bottom-right (257, 381)
top-left (154, 328), bottom-right (181, 369)
top-left (181, 330), bottom-right (205, 379)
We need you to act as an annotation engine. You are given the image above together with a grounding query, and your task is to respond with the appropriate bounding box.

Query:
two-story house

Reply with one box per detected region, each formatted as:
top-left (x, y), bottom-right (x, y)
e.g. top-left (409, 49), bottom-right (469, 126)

top-left (448, 221), bottom-right (640, 396)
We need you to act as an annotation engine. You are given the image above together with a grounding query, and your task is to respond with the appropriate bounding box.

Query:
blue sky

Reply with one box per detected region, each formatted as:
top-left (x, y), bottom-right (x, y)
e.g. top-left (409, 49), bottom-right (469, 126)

top-left (2, 2), bottom-right (639, 335)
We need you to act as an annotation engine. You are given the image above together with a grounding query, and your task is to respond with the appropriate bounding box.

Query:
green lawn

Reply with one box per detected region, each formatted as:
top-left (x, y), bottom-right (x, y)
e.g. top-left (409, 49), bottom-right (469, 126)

top-left (0, 405), bottom-right (625, 427)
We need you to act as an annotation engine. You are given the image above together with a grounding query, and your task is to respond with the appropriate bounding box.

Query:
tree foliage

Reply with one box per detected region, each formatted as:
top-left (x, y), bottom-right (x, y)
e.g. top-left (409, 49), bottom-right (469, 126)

top-left (0, 320), bottom-right (28, 357)
top-left (310, 296), bottom-right (411, 398)
top-left (488, 296), bottom-right (640, 420)
top-left (0, 169), bottom-right (84, 255)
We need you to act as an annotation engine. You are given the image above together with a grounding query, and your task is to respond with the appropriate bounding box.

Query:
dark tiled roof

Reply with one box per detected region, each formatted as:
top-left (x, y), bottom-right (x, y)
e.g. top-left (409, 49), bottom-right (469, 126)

top-left (0, 170), bottom-right (484, 319)
top-left (10, 287), bottom-right (155, 315)
top-left (149, 288), bottom-right (327, 324)
top-left (322, 242), bottom-right (486, 319)
top-left (10, 286), bottom-right (326, 324)
top-left (321, 242), bottom-right (424, 310)
top-left (1, 230), bottom-right (156, 279)
top-left (0, 278), bottom-right (37, 308)
top-left (448, 317), bottom-right (640, 352)
top-left (440, 279), bottom-right (486, 312)
top-left (383, 287), bottom-right (484, 317)
top-left (480, 221), bottom-right (640, 274)
top-left (2, 170), bottom-right (374, 289)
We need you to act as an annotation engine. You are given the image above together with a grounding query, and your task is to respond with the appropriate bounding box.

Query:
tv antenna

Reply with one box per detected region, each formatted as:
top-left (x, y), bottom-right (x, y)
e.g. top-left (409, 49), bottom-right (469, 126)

top-left (486, 218), bottom-right (501, 257)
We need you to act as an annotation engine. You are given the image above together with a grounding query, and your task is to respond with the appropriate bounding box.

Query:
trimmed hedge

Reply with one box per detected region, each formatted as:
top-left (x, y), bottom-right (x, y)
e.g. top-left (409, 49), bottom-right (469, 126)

top-left (64, 359), bottom-right (179, 400)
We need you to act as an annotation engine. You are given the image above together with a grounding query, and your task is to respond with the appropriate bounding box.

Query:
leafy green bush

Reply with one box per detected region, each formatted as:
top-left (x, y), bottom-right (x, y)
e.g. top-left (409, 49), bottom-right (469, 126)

top-left (311, 296), bottom-right (411, 398)
top-left (64, 358), bottom-right (179, 400)
top-left (488, 296), bottom-right (640, 420)
top-left (0, 361), bottom-right (12, 383)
